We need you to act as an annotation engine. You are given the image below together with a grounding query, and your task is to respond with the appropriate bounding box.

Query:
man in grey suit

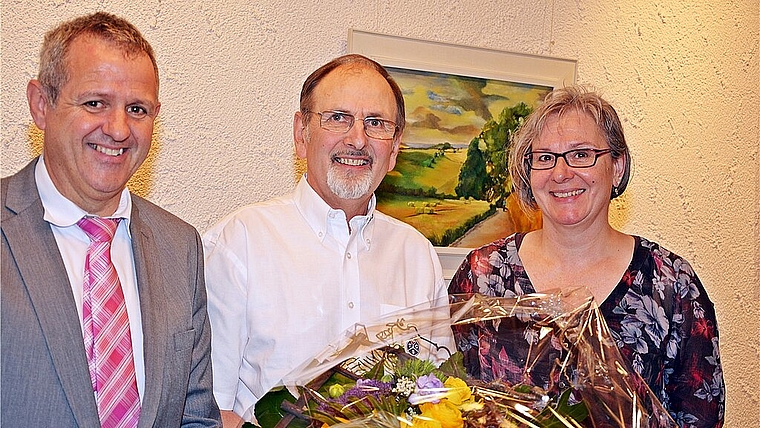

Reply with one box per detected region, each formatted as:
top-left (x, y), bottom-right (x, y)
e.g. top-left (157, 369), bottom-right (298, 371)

top-left (1, 12), bottom-right (221, 427)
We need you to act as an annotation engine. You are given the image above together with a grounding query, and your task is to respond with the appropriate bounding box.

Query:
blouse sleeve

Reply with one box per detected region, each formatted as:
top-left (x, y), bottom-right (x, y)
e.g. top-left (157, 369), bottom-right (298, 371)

top-left (447, 252), bottom-right (483, 379)
top-left (661, 252), bottom-right (725, 427)
top-left (449, 252), bottom-right (475, 295)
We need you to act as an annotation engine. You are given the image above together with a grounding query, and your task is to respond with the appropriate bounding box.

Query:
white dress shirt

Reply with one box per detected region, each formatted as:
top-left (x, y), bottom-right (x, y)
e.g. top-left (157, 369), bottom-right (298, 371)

top-left (203, 176), bottom-right (450, 419)
top-left (35, 156), bottom-right (145, 399)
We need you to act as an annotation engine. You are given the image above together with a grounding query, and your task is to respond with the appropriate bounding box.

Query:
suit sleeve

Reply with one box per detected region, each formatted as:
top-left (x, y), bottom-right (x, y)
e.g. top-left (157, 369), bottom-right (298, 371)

top-left (181, 230), bottom-right (223, 427)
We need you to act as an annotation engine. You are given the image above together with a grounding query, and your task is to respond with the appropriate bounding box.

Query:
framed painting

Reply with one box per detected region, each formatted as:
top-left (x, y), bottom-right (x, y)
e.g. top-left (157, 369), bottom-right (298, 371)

top-left (348, 30), bottom-right (577, 279)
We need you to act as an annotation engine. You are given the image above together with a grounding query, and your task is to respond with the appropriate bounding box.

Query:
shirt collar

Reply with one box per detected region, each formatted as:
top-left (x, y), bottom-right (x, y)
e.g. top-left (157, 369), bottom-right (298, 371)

top-left (293, 174), bottom-right (375, 247)
top-left (35, 155), bottom-right (133, 233)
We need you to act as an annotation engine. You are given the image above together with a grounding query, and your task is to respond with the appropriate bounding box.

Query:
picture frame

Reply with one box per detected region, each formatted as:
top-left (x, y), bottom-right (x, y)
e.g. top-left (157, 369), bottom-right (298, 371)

top-left (348, 30), bottom-right (577, 280)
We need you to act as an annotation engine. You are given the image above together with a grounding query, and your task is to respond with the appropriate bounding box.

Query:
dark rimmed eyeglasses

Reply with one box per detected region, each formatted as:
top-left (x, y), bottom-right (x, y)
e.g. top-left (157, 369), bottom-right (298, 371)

top-left (304, 110), bottom-right (398, 140)
top-left (524, 148), bottom-right (612, 170)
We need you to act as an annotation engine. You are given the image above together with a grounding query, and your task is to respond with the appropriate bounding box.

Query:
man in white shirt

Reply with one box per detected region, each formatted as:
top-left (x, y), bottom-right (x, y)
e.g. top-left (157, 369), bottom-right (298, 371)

top-left (203, 54), bottom-right (451, 427)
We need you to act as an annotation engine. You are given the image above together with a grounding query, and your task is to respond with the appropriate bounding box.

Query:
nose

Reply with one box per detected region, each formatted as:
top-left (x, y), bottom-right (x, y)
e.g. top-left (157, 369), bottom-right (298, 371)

top-left (102, 108), bottom-right (131, 142)
top-left (344, 119), bottom-right (368, 149)
top-left (551, 155), bottom-right (574, 181)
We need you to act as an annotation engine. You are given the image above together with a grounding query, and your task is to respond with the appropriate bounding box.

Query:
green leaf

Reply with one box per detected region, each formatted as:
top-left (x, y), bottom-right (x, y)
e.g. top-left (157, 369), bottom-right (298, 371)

top-left (437, 352), bottom-right (467, 379)
top-left (534, 389), bottom-right (589, 427)
top-left (513, 384), bottom-right (533, 394)
top-left (395, 355), bottom-right (436, 378)
top-left (253, 387), bottom-right (298, 428)
top-left (365, 355), bottom-right (388, 381)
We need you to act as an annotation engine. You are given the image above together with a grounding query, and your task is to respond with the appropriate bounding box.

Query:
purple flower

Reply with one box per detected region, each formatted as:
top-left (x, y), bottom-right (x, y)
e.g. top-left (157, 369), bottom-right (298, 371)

top-left (408, 374), bottom-right (445, 405)
top-left (318, 379), bottom-right (393, 415)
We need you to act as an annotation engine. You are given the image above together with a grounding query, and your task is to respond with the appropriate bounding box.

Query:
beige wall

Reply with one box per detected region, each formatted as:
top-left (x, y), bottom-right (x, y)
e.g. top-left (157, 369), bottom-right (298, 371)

top-left (2, 1), bottom-right (758, 424)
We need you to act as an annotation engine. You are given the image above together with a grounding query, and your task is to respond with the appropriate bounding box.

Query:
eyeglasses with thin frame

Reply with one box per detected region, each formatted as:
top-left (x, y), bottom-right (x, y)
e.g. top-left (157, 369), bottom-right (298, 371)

top-left (304, 110), bottom-right (398, 140)
top-left (524, 148), bottom-right (612, 170)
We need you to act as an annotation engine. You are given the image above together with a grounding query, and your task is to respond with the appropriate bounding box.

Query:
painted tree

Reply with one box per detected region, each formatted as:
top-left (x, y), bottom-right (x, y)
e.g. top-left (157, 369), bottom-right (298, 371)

top-left (455, 138), bottom-right (489, 199)
top-left (456, 102), bottom-right (532, 205)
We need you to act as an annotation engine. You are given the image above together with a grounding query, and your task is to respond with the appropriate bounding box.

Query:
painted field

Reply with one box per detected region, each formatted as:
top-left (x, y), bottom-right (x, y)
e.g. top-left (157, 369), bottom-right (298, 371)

top-left (376, 194), bottom-right (492, 246)
top-left (382, 147), bottom-right (466, 197)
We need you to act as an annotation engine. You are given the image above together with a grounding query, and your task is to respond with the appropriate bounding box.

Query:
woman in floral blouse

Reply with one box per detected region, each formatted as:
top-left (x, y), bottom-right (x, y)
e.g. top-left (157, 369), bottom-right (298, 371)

top-left (448, 86), bottom-right (724, 427)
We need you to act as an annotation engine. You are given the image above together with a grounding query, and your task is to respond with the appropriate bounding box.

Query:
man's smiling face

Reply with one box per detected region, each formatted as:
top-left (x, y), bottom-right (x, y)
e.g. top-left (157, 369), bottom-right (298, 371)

top-left (31, 35), bottom-right (160, 215)
top-left (294, 64), bottom-right (400, 213)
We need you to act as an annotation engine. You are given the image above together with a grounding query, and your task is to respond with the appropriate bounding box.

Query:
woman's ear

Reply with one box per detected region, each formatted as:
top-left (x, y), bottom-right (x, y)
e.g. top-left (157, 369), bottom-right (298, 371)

top-left (613, 152), bottom-right (627, 187)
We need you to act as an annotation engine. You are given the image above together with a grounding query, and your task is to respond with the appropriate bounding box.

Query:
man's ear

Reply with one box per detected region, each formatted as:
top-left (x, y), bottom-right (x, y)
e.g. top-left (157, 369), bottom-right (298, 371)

top-left (387, 134), bottom-right (402, 172)
top-left (27, 80), bottom-right (50, 130)
top-left (293, 111), bottom-right (308, 159)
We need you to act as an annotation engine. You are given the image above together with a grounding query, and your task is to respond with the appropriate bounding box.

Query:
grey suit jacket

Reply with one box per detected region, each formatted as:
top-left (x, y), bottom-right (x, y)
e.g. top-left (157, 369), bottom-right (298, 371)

top-left (1, 159), bottom-right (221, 427)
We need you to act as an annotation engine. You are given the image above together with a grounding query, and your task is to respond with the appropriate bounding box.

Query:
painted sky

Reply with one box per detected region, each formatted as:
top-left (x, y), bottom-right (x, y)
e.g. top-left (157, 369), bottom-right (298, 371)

top-left (388, 67), bottom-right (552, 147)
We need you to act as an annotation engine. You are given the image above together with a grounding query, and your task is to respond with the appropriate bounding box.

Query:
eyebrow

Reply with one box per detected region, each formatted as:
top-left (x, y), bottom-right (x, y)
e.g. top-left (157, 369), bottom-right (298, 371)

top-left (322, 108), bottom-right (391, 119)
top-left (77, 90), bottom-right (158, 107)
top-left (76, 89), bottom-right (157, 102)
top-left (532, 141), bottom-right (600, 151)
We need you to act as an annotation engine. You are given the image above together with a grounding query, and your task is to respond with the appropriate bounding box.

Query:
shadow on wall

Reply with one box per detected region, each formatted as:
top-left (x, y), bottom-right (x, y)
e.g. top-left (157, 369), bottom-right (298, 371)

top-left (608, 191), bottom-right (631, 231)
top-left (293, 154), bottom-right (306, 183)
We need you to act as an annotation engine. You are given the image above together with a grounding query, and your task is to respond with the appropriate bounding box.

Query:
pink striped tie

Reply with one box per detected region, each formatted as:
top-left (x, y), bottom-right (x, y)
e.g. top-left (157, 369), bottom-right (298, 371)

top-left (78, 216), bottom-right (140, 428)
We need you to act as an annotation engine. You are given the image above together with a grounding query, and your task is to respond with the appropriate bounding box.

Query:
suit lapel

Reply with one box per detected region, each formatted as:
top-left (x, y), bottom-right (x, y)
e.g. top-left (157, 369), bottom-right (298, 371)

top-left (130, 202), bottom-right (168, 428)
top-left (2, 160), bottom-right (99, 426)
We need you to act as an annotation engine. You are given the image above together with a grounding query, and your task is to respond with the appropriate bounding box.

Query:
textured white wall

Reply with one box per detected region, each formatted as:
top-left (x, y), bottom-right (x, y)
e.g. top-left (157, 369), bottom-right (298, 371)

top-left (2, 1), bottom-right (758, 424)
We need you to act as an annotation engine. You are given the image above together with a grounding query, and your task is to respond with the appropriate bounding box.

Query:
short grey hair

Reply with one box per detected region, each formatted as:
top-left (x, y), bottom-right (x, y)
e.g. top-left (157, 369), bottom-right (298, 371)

top-left (37, 11), bottom-right (158, 105)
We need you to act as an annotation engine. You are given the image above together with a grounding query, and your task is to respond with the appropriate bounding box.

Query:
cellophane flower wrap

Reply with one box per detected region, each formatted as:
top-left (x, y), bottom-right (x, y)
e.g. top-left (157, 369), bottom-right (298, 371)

top-left (251, 287), bottom-right (676, 428)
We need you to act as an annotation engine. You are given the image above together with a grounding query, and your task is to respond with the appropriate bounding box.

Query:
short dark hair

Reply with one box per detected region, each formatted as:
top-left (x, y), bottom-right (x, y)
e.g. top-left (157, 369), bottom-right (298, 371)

top-left (509, 85), bottom-right (632, 212)
top-left (38, 11), bottom-right (158, 105)
top-left (299, 54), bottom-right (405, 133)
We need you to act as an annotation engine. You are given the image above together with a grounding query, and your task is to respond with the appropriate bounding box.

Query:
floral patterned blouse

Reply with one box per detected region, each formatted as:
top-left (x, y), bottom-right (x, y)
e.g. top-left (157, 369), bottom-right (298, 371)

top-left (448, 233), bottom-right (724, 428)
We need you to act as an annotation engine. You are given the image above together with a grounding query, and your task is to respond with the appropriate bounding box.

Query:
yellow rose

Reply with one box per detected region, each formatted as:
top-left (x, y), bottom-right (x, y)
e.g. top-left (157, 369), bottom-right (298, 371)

top-left (411, 414), bottom-right (442, 428)
top-left (443, 377), bottom-right (471, 406)
top-left (419, 401), bottom-right (463, 428)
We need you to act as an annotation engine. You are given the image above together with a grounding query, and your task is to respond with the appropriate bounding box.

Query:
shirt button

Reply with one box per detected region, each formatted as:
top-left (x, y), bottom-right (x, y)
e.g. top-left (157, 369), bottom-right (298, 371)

top-left (348, 301), bottom-right (354, 309)
top-left (346, 252), bottom-right (352, 259)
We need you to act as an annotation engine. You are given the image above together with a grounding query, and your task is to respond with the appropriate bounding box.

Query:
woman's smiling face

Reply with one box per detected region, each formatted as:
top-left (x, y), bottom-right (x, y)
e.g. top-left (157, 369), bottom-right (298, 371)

top-left (529, 109), bottom-right (625, 230)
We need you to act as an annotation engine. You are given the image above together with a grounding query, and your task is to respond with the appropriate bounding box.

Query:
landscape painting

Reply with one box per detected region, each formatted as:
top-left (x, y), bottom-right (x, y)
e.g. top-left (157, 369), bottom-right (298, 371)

top-left (348, 30), bottom-right (576, 250)
top-left (376, 66), bottom-right (549, 247)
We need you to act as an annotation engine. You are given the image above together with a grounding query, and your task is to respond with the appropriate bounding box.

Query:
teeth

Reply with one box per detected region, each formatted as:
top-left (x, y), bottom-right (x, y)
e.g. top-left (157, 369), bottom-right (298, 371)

top-left (335, 157), bottom-right (368, 166)
top-left (553, 189), bottom-right (584, 198)
top-left (89, 143), bottom-right (125, 156)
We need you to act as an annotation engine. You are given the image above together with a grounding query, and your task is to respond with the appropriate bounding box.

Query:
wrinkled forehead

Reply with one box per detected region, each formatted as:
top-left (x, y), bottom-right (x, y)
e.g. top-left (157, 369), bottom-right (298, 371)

top-left (533, 109), bottom-right (607, 147)
top-left (69, 34), bottom-right (159, 88)
top-left (543, 108), bottom-right (604, 134)
top-left (312, 65), bottom-right (395, 112)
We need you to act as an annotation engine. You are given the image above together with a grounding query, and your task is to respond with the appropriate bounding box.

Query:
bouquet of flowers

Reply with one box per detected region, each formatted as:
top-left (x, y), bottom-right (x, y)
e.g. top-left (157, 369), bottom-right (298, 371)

top-left (251, 287), bottom-right (676, 428)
